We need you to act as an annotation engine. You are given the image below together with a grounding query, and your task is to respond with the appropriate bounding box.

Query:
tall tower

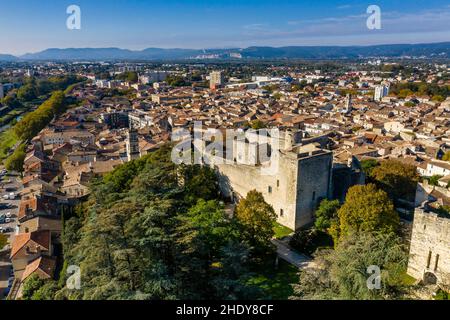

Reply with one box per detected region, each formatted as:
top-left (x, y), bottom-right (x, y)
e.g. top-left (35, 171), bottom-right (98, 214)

top-left (374, 84), bottom-right (389, 101)
top-left (343, 94), bottom-right (352, 114)
top-left (210, 71), bottom-right (224, 90)
top-left (126, 127), bottom-right (140, 161)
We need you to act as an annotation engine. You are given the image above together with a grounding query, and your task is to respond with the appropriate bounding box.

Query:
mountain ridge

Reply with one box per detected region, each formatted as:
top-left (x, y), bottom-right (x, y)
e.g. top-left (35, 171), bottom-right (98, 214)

top-left (1, 42), bottom-right (449, 61)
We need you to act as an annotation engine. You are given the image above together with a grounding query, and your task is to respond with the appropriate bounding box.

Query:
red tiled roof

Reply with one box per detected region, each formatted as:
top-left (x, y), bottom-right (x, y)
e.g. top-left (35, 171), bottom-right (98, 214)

top-left (10, 230), bottom-right (50, 259)
top-left (21, 256), bottom-right (56, 281)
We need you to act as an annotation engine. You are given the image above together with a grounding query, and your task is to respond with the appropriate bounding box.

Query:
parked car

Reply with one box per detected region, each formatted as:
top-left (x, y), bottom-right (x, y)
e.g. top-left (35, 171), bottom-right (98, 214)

top-left (0, 203), bottom-right (11, 209)
top-left (0, 226), bottom-right (12, 233)
top-left (5, 212), bottom-right (11, 218)
top-left (5, 217), bottom-right (12, 223)
top-left (0, 215), bottom-right (5, 224)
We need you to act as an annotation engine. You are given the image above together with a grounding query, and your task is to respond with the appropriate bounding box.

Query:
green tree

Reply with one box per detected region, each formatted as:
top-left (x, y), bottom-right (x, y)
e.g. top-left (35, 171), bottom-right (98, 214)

top-left (115, 71), bottom-right (138, 83)
top-left (314, 199), bottom-right (340, 232)
top-left (50, 144), bottom-right (267, 300)
top-left (272, 92), bottom-right (282, 100)
top-left (30, 281), bottom-right (59, 300)
top-left (443, 151), bottom-right (450, 162)
top-left (289, 228), bottom-right (333, 255)
top-left (250, 120), bottom-right (267, 130)
top-left (432, 95), bottom-right (445, 102)
top-left (398, 89), bottom-right (414, 99)
top-left (235, 190), bottom-right (276, 254)
top-left (360, 159), bottom-right (379, 178)
top-left (176, 200), bottom-right (254, 299)
top-left (4, 143), bottom-right (26, 172)
top-left (1, 95), bottom-right (22, 108)
top-left (333, 184), bottom-right (399, 243)
top-left (14, 91), bottom-right (66, 141)
top-left (370, 160), bottom-right (419, 202)
top-left (428, 175), bottom-right (443, 186)
top-left (17, 83), bottom-right (38, 101)
top-left (22, 275), bottom-right (46, 300)
top-left (0, 234), bottom-right (7, 249)
top-left (291, 232), bottom-right (408, 300)
top-left (180, 165), bottom-right (219, 206)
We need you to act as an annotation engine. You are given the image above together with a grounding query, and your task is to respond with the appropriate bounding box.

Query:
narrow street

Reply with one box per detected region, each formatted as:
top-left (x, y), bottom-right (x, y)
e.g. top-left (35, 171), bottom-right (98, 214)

top-left (0, 171), bottom-right (22, 299)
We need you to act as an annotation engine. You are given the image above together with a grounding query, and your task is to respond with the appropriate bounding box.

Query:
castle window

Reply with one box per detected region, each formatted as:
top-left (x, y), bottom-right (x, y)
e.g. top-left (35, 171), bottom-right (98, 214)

top-left (280, 209), bottom-right (284, 217)
top-left (277, 180), bottom-right (280, 187)
top-left (423, 224), bottom-right (426, 230)
top-left (312, 191), bottom-right (316, 201)
top-left (427, 251), bottom-right (432, 269)
top-left (434, 254), bottom-right (440, 271)
top-left (268, 186), bottom-right (272, 194)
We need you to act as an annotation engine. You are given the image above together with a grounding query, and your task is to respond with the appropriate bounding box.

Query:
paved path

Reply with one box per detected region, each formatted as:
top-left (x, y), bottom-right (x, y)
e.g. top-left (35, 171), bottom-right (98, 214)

top-left (272, 239), bottom-right (316, 269)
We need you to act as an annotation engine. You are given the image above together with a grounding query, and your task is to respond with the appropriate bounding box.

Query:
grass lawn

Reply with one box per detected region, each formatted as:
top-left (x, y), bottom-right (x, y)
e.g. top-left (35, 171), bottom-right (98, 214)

top-left (273, 222), bottom-right (293, 239)
top-left (247, 259), bottom-right (299, 299)
top-left (0, 128), bottom-right (18, 161)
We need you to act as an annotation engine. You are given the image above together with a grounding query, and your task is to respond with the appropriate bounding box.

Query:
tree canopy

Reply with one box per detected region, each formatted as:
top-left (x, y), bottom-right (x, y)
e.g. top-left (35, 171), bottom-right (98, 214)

top-left (314, 199), bottom-right (340, 232)
top-left (291, 232), bottom-right (408, 300)
top-left (34, 145), bottom-right (271, 300)
top-left (235, 190), bottom-right (277, 255)
top-left (370, 160), bottom-right (419, 202)
top-left (443, 151), bottom-right (450, 162)
top-left (0, 234), bottom-right (7, 249)
top-left (331, 184), bottom-right (399, 243)
top-left (14, 91), bottom-right (67, 141)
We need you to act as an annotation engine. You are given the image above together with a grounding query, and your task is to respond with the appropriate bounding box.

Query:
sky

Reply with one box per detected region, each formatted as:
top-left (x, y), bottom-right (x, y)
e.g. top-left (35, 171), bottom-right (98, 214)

top-left (0, 0), bottom-right (449, 55)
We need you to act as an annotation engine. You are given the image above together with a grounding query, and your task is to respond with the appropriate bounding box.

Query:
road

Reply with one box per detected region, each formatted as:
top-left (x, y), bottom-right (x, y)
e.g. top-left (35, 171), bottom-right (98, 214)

top-left (0, 172), bottom-right (21, 299)
top-left (272, 238), bottom-right (316, 270)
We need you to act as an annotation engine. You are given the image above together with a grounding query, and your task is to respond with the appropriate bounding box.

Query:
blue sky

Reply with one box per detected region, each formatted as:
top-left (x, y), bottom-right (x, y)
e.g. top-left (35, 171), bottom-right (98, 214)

top-left (0, 0), bottom-right (449, 55)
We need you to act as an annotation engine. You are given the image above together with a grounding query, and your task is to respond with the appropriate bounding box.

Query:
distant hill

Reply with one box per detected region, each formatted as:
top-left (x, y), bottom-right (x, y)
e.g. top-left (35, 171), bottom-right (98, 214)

top-left (240, 42), bottom-right (450, 59)
top-left (2, 42), bottom-right (449, 61)
top-left (0, 54), bottom-right (18, 61)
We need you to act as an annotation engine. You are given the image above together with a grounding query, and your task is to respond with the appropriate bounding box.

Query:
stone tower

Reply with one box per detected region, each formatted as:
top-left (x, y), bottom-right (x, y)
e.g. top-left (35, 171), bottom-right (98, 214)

top-left (126, 127), bottom-right (140, 162)
top-left (343, 94), bottom-right (352, 114)
top-left (407, 204), bottom-right (450, 286)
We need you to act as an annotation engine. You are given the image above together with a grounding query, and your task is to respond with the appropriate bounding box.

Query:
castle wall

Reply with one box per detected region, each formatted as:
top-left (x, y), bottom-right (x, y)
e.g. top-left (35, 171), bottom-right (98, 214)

top-left (295, 153), bottom-right (333, 229)
top-left (407, 207), bottom-right (450, 286)
top-left (215, 152), bottom-right (298, 230)
top-left (214, 148), bottom-right (333, 231)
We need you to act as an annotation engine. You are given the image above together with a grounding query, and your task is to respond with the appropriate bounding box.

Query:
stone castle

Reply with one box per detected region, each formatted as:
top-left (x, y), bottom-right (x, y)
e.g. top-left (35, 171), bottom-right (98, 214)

top-left (194, 129), bottom-right (335, 230)
top-left (407, 203), bottom-right (450, 287)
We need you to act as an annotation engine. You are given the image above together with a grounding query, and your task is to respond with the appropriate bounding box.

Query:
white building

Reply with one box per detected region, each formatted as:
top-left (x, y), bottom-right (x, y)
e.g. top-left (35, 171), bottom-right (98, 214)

top-left (139, 71), bottom-right (169, 84)
top-left (95, 80), bottom-right (109, 88)
top-left (419, 161), bottom-right (450, 177)
top-left (374, 84), bottom-right (390, 101)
